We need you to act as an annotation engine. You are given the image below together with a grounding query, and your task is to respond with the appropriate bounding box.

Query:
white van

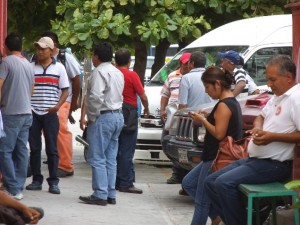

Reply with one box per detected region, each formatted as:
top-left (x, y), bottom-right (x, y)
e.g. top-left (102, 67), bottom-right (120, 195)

top-left (134, 14), bottom-right (292, 163)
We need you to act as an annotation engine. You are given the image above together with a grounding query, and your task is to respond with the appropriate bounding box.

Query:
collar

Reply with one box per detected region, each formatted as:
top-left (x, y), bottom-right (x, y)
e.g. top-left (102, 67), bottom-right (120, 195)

top-left (281, 83), bottom-right (300, 97)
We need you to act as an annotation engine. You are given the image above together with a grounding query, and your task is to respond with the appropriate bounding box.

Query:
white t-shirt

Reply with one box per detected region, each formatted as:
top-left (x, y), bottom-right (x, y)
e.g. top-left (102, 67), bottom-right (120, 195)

top-left (248, 84), bottom-right (300, 161)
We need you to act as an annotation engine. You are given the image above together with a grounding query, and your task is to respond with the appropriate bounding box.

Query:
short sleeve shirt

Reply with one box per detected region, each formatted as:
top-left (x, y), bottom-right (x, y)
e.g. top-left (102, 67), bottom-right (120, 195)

top-left (31, 59), bottom-right (69, 115)
top-left (160, 69), bottom-right (182, 105)
top-left (0, 55), bottom-right (34, 115)
top-left (118, 67), bottom-right (144, 107)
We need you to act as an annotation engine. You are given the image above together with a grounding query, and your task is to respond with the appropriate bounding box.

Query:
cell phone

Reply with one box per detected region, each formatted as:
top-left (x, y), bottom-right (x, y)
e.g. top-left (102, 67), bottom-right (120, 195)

top-left (243, 132), bottom-right (252, 138)
top-left (189, 111), bottom-right (196, 115)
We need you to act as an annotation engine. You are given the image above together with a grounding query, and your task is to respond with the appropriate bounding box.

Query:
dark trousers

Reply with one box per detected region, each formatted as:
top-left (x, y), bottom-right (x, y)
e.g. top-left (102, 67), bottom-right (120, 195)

top-left (28, 111), bottom-right (59, 186)
top-left (116, 128), bottom-right (138, 188)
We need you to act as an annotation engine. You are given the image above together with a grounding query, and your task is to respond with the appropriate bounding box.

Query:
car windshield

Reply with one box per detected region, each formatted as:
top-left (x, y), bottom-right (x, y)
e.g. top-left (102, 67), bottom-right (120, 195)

top-left (147, 46), bottom-right (248, 86)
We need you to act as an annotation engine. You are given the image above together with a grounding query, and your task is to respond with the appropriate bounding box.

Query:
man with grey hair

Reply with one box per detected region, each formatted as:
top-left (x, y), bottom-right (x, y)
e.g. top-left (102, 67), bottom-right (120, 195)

top-left (178, 51), bottom-right (212, 109)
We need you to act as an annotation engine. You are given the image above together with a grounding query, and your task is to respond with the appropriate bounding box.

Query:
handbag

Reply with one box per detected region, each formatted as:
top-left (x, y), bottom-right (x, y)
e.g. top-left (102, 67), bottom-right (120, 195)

top-left (211, 136), bottom-right (250, 172)
top-left (122, 102), bottom-right (138, 132)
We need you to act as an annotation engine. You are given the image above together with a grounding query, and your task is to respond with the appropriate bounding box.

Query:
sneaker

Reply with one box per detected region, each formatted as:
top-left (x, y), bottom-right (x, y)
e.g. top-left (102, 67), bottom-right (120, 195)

top-left (26, 182), bottom-right (42, 191)
top-left (49, 185), bottom-right (60, 194)
top-left (79, 195), bottom-right (107, 206)
top-left (57, 168), bottom-right (74, 178)
top-left (167, 174), bottom-right (181, 184)
top-left (118, 185), bottom-right (143, 194)
top-left (12, 193), bottom-right (24, 200)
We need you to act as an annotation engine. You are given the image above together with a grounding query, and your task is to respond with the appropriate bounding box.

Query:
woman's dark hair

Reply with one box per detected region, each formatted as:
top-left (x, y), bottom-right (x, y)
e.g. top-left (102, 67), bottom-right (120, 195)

top-left (115, 48), bottom-right (131, 66)
top-left (93, 42), bottom-right (113, 62)
top-left (5, 33), bottom-right (22, 51)
top-left (202, 66), bottom-right (232, 89)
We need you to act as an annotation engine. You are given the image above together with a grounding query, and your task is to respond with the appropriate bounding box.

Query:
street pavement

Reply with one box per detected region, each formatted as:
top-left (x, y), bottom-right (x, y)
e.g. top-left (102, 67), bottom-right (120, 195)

top-left (21, 111), bottom-right (214, 225)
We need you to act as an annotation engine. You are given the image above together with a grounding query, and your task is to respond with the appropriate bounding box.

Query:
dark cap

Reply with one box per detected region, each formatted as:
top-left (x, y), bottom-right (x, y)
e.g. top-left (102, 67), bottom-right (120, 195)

top-left (217, 50), bottom-right (240, 65)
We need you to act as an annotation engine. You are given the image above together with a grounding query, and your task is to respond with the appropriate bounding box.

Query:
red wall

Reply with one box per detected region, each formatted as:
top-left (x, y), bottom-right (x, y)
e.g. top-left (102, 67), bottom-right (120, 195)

top-left (0, 0), bottom-right (7, 56)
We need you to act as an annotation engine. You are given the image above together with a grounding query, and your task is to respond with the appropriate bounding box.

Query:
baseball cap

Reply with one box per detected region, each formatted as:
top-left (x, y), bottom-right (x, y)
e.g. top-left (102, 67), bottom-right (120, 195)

top-left (180, 53), bottom-right (191, 64)
top-left (34, 37), bottom-right (54, 50)
top-left (217, 50), bottom-right (240, 65)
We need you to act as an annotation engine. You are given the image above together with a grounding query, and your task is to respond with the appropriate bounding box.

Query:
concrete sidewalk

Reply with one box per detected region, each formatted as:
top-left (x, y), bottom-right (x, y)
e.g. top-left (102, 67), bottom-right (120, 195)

top-left (20, 111), bottom-right (214, 225)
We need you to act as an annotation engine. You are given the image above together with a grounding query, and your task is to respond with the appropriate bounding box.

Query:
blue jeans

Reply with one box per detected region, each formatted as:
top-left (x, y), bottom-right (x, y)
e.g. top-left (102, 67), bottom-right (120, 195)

top-left (204, 158), bottom-right (292, 225)
top-left (28, 112), bottom-right (59, 186)
top-left (0, 114), bottom-right (32, 195)
top-left (87, 112), bottom-right (123, 200)
top-left (116, 128), bottom-right (138, 188)
top-left (182, 161), bottom-right (218, 225)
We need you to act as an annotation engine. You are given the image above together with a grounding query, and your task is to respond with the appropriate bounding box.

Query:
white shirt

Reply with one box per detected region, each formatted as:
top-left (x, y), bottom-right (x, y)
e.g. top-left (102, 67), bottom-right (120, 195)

top-left (85, 62), bottom-right (124, 122)
top-left (248, 84), bottom-right (300, 161)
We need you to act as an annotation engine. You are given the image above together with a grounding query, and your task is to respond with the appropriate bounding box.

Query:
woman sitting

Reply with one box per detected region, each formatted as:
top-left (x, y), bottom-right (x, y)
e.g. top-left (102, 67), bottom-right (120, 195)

top-left (182, 66), bottom-right (243, 225)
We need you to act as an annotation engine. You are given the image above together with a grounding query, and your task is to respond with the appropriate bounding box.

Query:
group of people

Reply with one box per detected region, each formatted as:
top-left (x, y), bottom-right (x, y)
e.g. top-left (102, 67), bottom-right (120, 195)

top-left (161, 50), bottom-right (300, 225)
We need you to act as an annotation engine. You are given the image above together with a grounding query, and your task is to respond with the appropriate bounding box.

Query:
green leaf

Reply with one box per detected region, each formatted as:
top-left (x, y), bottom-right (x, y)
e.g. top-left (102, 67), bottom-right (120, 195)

top-left (120, 0), bottom-right (129, 6)
top-left (77, 33), bottom-right (90, 41)
top-left (167, 24), bottom-right (177, 31)
top-left (105, 9), bottom-right (113, 21)
top-left (209, 0), bottom-right (219, 8)
top-left (70, 36), bottom-right (79, 44)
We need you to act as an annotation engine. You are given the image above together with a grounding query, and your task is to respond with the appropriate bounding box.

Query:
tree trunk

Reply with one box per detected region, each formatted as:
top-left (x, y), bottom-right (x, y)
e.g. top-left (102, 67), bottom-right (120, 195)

top-left (133, 37), bottom-right (147, 86)
top-left (151, 39), bottom-right (171, 78)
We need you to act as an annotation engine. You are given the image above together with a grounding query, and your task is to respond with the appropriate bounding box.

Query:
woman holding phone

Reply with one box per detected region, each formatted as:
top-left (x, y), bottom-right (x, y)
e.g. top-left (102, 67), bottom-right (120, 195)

top-left (182, 66), bottom-right (243, 225)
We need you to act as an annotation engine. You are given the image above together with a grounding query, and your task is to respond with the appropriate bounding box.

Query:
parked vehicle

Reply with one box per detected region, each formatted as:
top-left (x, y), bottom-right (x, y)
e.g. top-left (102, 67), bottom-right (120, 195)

top-left (136, 14), bottom-right (292, 165)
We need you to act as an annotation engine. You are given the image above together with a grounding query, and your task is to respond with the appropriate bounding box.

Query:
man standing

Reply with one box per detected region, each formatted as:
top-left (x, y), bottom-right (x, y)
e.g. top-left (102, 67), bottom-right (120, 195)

top-left (0, 33), bottom-right (35, 200)
top-left (26, 37), bottom-right (69, 194)
top-left (178, 51), bottom-right (212, 110)
top-left (205, 55), bottom-right (300, 225)
top-left (79, 42), bottom-right (124, 206)
top-left (41, 31), bottom-right (81, 177)
top-left (115, 48), bottom-right (149, 194)
top-left (160, 52), bottom-right (191, 185)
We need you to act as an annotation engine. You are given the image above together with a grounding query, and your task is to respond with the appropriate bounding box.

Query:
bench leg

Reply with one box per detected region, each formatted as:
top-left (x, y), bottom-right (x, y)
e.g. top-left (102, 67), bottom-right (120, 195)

top-left (292, 193), bottom-right (300, 225)
top-left (248, 196), bottom-right (253, 225)
top-left (271, 198), bottom-right (277, 225)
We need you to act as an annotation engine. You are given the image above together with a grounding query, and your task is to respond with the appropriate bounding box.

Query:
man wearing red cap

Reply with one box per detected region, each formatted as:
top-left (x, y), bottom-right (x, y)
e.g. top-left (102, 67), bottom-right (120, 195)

top-left (160, 52), bottom-right (191, 185)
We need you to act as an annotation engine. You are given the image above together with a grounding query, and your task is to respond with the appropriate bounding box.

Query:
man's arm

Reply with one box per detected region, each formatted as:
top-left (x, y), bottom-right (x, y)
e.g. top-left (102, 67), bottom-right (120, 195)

top-left (0, 78), bottom-right (4, 102)
top-left (79, 96), bottom-right (87, 131)
top-left (139, 92), bottom-right (149, 118)
top-left (47, 88), bottom-right (68, 114)
top-left (232, 80), bottom-right (246, 97)
top-left (70, 75), bottom-right (81, 112)
top-left (0, 191), bottom-right (41, 224)
top-left (160, 96), bottom-right (169, 123)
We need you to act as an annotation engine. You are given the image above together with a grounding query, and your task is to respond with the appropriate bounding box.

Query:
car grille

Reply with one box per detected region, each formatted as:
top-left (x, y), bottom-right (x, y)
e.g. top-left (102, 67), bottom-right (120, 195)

top-left (175, 117), bottom-right (193, 141)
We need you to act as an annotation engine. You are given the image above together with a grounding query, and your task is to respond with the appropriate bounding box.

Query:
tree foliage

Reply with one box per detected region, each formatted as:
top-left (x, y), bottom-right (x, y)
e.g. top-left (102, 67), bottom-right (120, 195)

top-left (7, 0), bottom-right (60, 50)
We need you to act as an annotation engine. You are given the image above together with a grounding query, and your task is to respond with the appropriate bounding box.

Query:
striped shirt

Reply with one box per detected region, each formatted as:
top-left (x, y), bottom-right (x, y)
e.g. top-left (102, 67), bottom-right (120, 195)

top-left (31, 59), bottom-right (69, 115)
top-left (232, 67), bottom-right (249, 94)
top-left (160, 69), bottom-right (182, 105)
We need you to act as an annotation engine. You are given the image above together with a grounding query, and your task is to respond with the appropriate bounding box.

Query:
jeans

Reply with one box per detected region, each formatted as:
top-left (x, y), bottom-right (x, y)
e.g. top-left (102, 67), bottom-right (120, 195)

top-left (87, 112), bottom-right (123, 200)
top-left (28, 112), bottom-right (60, 186)
top-left (182, 161), bottom-right (218, 225)
top-left (204, 157), bottom-right (292, 225)
top-left (116, 128), bottom-right (138, 188)
top-left (0, 114), bottom-right (32, 195)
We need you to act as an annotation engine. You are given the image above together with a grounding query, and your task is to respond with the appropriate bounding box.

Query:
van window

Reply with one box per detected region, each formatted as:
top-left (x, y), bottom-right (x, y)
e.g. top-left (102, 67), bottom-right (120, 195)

top-left (148, 46), bottom-right (248, 86)
top-left (244, 47), bottom-right (292, 86)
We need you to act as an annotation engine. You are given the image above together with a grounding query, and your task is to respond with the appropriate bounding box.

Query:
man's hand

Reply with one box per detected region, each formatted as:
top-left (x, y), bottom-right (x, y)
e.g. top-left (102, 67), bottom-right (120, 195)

top-left (143, 108), bottom-right (150, 118)
top-left (252, 130), bottom-right (273, 145)
top-left (21, 207), bottom-right (41, 224)
top-left (160, 111), bottom-right (167, 124)
top-left (46, 106), bottom-right (59, 114)
top-left (80, 118), bottom-right (87, 131)
top-left (68, 113), bottom-right (76, 124)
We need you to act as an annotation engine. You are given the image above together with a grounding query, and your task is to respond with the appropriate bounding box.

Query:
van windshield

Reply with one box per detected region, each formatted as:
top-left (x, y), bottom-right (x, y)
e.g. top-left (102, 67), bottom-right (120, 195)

top-left (147, 46), bottom-right (248, 86)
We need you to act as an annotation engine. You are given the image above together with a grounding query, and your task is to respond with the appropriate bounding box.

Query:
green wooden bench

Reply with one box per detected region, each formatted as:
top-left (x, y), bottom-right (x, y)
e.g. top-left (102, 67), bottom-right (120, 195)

top-left (239, 182), bottom-right (300, 225)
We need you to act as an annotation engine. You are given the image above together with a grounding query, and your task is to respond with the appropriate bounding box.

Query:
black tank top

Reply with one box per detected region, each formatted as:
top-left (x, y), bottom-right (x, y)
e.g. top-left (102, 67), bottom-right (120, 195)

top-left (202, 97), bottom-right (243, 162)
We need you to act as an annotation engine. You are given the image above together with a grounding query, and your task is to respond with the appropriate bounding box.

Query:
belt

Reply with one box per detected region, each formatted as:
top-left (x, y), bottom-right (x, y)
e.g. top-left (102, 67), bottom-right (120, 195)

top-left (249, 157), bottom-right (293, 165)
top-left (100, 109), bottom-right (122, 115)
